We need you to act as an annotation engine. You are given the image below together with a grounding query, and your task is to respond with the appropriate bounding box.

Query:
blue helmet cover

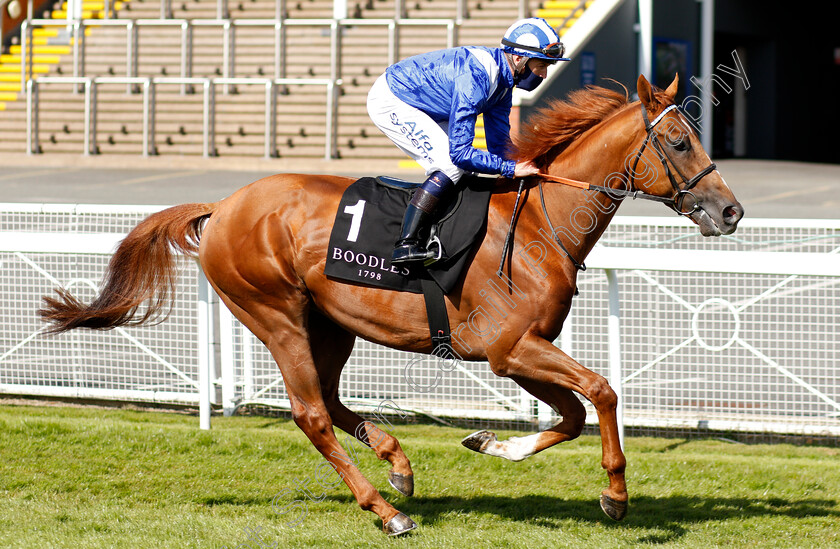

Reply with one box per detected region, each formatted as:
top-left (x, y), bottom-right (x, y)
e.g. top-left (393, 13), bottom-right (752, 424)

top-left (501, 18), bottom-right (569, 62)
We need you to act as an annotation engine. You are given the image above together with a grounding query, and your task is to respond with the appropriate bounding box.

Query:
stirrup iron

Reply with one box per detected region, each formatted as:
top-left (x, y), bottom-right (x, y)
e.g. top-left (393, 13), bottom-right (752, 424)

top-left (423, 234), bottom-right (445, 266)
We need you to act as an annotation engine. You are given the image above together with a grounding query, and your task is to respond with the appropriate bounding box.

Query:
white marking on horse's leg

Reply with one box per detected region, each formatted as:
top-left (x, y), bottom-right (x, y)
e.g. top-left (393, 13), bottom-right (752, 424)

top-left (480, 432), bottom-right (540, 462)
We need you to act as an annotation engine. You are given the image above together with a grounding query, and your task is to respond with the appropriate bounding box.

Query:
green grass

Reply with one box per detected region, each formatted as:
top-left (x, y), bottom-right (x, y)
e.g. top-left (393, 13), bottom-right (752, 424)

top-left (1, 404), bottom-right (838, 548)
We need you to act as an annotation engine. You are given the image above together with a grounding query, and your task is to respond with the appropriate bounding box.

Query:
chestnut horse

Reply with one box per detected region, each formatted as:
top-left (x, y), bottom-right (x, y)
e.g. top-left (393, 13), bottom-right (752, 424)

top-left (40, 75), bottom-right (743, 535)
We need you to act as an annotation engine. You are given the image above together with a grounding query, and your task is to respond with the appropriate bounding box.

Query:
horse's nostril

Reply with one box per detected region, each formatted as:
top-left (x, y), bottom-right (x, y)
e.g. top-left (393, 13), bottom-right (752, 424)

top-left (723, 204), bottom-right (744, 224)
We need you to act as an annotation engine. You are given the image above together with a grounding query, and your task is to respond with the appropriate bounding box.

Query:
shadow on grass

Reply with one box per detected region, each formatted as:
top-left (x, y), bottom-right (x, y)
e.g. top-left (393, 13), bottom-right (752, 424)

top-left (371, 493), bottom-right (839, 542)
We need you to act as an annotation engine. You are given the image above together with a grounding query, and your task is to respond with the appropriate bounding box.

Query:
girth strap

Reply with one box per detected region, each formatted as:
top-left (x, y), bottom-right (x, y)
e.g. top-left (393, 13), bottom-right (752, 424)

top-left (420, 276), bottom-right (451, 349)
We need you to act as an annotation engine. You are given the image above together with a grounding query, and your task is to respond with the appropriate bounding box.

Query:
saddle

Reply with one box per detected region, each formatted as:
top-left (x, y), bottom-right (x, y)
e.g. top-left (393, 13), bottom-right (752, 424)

top-left (324, 174), bottom-right (493, 295)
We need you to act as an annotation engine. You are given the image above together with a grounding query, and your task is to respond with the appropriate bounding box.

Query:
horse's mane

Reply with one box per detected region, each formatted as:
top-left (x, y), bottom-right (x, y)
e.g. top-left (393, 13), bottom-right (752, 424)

top-left (509, 82), bottom-right (673, 170)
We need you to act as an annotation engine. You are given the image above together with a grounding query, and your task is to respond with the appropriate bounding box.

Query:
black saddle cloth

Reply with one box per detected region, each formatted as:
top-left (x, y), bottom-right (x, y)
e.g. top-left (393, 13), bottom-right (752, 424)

top-left (324, 175), bottom-right (493, 294)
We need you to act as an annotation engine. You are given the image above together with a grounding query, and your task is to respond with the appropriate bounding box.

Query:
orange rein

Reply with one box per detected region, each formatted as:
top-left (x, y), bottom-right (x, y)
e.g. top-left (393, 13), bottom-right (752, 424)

top-left (536, 172), bottom-right (592, 190)
top-left (536, 171), bottom-right (677, 208)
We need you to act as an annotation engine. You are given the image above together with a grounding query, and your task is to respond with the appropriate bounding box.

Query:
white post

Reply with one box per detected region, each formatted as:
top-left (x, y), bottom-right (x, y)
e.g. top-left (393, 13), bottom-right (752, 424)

top-left (66, 0), bottom-right (82, 21)
top-left (197, 269), bottom-right (212, 430)
top-left (83, 78), bottom-right (93, 155)
top-left (457, 0), bottom-right (467, 22)
top-left (387, 20), bottom-right (397, 66)
top-left (202, 79), bottom-right (216, 157)
top-left (20, 19), bottom-right (29, 88)
top-left (560, 306), bottom-right (573, 357)
top-left (207, 287), bottom-right (218, 407)
top-left (699, 0), bottom-right (714, 151)
top-left (242, 323), bottom-right (254, 400)
top-left (142, 78), bottom-right (152, 156)
top-left (605, 269), bottom-right (624, 449)
top-left (325, 81), bottom-right (337, 159)
top-left (519, 386), bottom-right (531, 419)
top-left (219, 300), bottom-right (236, 416)
top-left (537, 395), bottom-right (553, 430)
top-left (333, 0), bottom-right (346, 19)
top-left (637, 0), bottom-right (652, 82)
top-left (517, 0), bottom-right (526, 20)
top-left (26, 78), bottom-right (38, 154)
top-left (265, 79), bottom-right (277, 159)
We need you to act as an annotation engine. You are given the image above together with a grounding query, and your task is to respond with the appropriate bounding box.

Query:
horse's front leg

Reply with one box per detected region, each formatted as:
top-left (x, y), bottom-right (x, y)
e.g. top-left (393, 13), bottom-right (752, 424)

top-left (462, 381), bottom-right (586, 460)
top-left (479, 333), bottom-right (628, 520)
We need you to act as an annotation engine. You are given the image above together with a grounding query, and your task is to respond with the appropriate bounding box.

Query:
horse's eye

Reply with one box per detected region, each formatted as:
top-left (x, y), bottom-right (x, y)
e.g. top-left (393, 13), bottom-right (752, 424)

top-left (672, 138), bottom-right (689, 152)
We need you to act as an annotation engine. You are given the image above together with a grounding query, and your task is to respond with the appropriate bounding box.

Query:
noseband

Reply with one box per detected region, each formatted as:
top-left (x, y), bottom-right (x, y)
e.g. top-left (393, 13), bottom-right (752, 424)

top-left (629, 103), bottom-right (717, 216)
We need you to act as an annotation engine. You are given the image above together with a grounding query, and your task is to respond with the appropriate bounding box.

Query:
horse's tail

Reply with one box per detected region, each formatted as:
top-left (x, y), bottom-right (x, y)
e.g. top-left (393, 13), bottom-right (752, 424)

top-left (39, 202), bottom-right (218, 334)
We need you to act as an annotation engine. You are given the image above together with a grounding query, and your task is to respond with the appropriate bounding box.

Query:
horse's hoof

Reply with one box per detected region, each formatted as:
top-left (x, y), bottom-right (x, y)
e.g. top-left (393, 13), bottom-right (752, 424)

top-left (461, 430), bottom-right (495, 453)
top-left (383, 512), bottom-right (417, 536)
top-left (388, 470), bottom-right (414, 497)
top-left (599, 493), bottom-right (628, 521)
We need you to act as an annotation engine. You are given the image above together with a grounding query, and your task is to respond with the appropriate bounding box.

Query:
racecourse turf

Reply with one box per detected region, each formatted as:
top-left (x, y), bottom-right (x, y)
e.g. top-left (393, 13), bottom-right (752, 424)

top-left (0, 403), bottom-right (838, 548)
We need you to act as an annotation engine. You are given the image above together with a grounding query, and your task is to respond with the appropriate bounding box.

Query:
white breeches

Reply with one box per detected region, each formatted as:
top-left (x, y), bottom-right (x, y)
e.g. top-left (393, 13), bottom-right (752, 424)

top-left (367, 73), bottom-right (465, 183)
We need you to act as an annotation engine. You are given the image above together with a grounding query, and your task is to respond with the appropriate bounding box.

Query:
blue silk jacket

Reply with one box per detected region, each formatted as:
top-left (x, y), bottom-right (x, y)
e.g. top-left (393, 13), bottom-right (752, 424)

top-left (385, 46), bottom-right (517, 178)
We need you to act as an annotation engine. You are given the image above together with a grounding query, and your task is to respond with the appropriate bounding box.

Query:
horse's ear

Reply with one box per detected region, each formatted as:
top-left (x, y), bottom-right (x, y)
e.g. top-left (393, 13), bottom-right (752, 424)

top-left (664, 73), bottom-right (679, 100)
top-left (637, 74), bottom-right (656, 109)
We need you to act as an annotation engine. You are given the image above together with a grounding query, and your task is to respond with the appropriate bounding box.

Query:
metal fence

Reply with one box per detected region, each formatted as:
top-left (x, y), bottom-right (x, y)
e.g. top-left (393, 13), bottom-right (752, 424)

top-left (18, 16), bottom-right (459, 159)
top-left (583, 218), bottom-right (840, 439)
top-left (0, 204), bottom-right (203, 399)
top-left (2, 203), bottom-right (838, 439)
top-left (26, 76), bottom-right (338, 158)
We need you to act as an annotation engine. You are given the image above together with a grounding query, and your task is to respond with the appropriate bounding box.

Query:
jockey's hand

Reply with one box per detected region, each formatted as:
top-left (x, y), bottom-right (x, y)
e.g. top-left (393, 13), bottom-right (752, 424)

top-left (513, 160), bottom-right (540, 178)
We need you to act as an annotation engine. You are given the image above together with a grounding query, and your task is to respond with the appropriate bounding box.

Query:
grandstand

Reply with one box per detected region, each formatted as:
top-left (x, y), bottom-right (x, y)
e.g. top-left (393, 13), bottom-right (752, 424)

top-left (0, 0), bottom-right (594, 160)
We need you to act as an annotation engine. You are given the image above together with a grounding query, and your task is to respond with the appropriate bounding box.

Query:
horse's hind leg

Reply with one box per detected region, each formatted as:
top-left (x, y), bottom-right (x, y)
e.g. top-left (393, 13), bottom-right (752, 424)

top-left (214, 292), bottom-right (416, 535)
top-left (309, 310), bottom-right (415, 496)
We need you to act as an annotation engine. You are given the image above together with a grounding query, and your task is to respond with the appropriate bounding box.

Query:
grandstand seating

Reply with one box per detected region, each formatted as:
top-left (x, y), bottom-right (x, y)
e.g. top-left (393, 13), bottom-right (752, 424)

top-left (0, 0), bottom-right (591, 161)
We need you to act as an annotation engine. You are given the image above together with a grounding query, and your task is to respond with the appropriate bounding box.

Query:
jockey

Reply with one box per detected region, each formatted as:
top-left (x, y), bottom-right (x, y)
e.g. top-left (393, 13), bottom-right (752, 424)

top-left (367, 17), bottom-right (570, 265)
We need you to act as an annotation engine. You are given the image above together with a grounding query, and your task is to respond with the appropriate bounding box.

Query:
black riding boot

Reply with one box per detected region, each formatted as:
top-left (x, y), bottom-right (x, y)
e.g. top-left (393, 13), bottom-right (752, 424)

top-left (391, 202), bottom-right (434, 264)
top-left (391, 171), bottom-right (454, 265)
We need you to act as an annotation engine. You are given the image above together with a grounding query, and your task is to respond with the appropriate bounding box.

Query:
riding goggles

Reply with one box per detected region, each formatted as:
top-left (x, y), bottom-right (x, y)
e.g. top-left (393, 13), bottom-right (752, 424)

top-left (501, 38), bottom-right (566, 60)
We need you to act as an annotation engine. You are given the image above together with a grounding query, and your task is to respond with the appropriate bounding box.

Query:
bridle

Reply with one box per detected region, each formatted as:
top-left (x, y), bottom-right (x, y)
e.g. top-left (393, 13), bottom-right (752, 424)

top-left (531, 102), bottom-right (718, 271)
top-left (538, 103), bottom-right (717, 216)
top-left (630, 103), bottom-right (717, 216)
